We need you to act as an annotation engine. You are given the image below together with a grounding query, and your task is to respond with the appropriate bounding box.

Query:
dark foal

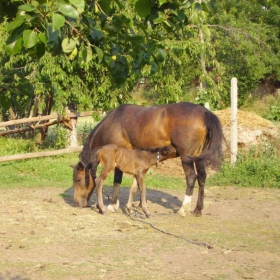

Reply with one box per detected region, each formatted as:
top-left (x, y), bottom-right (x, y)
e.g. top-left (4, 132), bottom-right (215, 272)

top-left (91, 144), bottom-right (177, 217)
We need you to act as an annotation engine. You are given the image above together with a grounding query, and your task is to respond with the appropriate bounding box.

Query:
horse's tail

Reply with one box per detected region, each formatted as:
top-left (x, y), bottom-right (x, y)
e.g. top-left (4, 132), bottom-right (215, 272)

top-left (190, 110), bottom-right (224, 168)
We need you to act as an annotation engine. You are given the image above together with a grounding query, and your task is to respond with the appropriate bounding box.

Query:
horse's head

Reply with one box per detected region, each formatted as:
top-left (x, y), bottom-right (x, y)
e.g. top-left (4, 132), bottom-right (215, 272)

top-left (72, 161), bottom-right (95, 207)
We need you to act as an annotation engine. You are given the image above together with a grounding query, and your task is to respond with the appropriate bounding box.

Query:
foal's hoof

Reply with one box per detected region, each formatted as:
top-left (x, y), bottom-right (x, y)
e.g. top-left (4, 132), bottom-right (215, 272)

top-left (145, 212), bottom-right (151, 218)
top-left (98, 208), bottom-right (107, 215)
top-left (106, 204), bottom-right (116, 213)
top-left (178, 207), bottom-right (187, 217)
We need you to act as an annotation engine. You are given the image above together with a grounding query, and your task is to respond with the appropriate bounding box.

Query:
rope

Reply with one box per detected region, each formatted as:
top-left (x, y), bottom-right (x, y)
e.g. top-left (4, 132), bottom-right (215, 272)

top-left (128, 211), bottom-right (213, 249)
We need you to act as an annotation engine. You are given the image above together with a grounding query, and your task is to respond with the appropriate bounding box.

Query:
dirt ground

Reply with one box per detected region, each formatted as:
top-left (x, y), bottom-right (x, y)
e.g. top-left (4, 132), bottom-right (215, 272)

top-left (1, 159), bottom-right (280, 280)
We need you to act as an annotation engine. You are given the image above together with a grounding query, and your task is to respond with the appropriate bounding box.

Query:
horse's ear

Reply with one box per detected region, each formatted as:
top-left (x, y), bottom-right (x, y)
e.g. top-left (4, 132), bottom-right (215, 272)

top-left (87, 163), bottom-right (93, 169)
top-left (76, 162), bottom-right (85, 171)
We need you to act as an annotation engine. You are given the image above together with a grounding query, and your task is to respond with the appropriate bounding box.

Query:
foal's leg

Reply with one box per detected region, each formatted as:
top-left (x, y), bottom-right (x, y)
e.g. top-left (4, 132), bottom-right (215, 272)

top-left (95, 176), bottom-right (106, 214)
top-left (192, 160), bottom-right (206, 217)
top-left (107, 168), bottom-right (122, 212)
top-left (178, 159), bottom-right (197, 217)
top-left (135, 174), bottom-right (151, 218)
top-left (125, 177), bottom-right (138, 214)
top-left (96, 167), bottom-right (113, 214)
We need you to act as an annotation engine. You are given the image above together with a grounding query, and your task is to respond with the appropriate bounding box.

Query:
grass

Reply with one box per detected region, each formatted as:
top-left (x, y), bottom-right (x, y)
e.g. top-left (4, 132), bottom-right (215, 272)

top-left (0, 152), bottom-right (185, 190)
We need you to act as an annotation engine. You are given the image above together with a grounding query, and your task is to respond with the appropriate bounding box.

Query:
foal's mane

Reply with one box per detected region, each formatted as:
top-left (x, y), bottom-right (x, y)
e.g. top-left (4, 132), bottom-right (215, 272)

top-left (79, 110), bottom-right (114, 164)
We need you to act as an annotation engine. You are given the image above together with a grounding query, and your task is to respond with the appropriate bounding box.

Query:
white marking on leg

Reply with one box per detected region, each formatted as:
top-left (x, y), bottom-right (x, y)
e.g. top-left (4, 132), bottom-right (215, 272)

top-left (106, 204), bottom-right (115, 213)
top-left (113, 199), bottom-right (119, 210)
top-left (183, 195), bottom-right (192, 209)
top-left (178, 195), bottom-right (192, 217)
top-left (106, 199), bottom-right (120, 213)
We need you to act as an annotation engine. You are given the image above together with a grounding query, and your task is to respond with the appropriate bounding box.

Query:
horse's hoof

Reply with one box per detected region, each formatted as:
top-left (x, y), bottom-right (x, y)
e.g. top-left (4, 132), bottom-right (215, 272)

top-left (191, 208), bottom-right (202, 217)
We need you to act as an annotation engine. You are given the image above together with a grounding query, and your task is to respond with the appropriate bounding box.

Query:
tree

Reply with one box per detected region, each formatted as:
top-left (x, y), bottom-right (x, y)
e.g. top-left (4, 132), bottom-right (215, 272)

top-left (208, 0), bottom-right (280, 105)
top-left (1, 0), bottom-right (211, 121)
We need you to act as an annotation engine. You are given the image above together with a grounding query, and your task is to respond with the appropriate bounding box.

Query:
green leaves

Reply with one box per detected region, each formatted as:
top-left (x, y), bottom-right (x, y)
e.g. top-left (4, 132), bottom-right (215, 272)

top-left (69, 0), bottom-right (85, 13)
top-left (157, 49), bottom-right (166, 62)
top-left (23, 30), bottom-right (38, 48)
top-left (82, 47), bottom-right (92, 63)
top-left (93, 46), bottom-right (103, 63)
top-left (18, 4), bottom-right (37, 12)
top-left (6, 17), bottom-right (25, 32)
top-left (135, 0), bottom-right (152, 18)
top-left (52, 13), bottom-right (65, 32)
top-left (62, 38), bottom-right (76, 53)
top-left (58, 3), bottom-right (79, 19)
top-left (5, 35), bottom-right (22, 55)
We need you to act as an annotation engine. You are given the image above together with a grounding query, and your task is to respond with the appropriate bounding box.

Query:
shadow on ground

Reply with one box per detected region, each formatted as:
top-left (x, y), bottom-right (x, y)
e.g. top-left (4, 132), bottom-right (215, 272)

top-left (61, 185), bottom-right (183, 216)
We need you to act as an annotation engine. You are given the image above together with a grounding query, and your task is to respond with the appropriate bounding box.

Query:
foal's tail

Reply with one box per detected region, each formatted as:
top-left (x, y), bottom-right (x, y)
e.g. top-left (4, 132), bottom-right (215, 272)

top-left (199, 110), bottom-right (224, 168)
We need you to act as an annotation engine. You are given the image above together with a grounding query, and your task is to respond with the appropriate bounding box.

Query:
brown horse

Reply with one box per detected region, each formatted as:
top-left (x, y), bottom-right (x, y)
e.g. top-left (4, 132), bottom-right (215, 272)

top-left (73, 102), bottom-right (223, 217)
top-left (79, 144), bottom-right (178, 217)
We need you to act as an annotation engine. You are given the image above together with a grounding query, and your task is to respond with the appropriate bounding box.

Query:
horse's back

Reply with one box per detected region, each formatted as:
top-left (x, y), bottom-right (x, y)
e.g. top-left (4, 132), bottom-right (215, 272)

top-left (108, 102), bottom-right (207, 148)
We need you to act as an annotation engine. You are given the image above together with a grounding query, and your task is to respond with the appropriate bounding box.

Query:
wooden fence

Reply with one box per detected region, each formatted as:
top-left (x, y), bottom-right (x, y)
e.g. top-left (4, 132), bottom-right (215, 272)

top-left (0, 111), bottom-right (94, 137)
top-left (0, 111), bottom-right (95, 163)
top-left (0, 146), bottom-right (83, 163)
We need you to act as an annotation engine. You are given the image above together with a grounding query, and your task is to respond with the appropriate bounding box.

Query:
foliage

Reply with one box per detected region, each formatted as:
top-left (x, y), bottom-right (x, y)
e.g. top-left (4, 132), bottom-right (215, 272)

top-left (0, 137), bottom-right (38, 156)
top-left (2, 0), bottom-right (204, 84)
top-left (43, 125), bottom-right (68, 149)
top-left (0, 0), bottom-right (280, 123)
top-left (208, 0), bottom-right (280, 106)
top-left (209, 140), bottom-right (280, 188)
top-left (266, 104), bottom-right (280, 121)
top-left (0, 0), bottom-right (213, 123)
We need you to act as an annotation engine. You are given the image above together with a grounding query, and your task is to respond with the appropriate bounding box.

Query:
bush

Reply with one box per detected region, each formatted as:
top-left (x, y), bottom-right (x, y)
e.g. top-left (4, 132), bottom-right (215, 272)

top-left (209, 140), bottom-right (280, 188)
top-left (0, 137), bottom-right (38, 156)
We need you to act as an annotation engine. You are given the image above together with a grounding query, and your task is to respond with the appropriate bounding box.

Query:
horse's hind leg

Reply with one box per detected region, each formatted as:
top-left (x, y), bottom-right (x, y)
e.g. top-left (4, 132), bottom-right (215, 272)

top-left (192, 160), bottom-right (206, 217)
top-left (178, 159), bottom-right (197, 217)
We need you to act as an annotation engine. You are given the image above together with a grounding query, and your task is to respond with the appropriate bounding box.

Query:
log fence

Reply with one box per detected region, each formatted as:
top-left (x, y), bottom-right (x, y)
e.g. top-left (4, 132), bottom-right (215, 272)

top-left (0, 111), bottom-right (95, 163)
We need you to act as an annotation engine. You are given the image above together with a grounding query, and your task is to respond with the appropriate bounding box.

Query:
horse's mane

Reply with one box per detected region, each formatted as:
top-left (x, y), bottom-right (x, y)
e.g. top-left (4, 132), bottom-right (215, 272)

top-left (79, 110), bottom-right (114, 164)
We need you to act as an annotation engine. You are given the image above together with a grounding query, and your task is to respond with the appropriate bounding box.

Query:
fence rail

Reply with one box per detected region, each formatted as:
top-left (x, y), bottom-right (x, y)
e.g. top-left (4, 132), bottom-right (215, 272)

top-left (0, 146), bottom-right (83, 163)
top-left (0, 111), bottom-right (93, 127)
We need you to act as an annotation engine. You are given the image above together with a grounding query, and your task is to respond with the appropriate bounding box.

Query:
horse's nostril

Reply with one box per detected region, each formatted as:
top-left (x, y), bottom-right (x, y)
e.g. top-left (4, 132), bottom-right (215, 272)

top-left (75, 201), bottom-right (79, 207)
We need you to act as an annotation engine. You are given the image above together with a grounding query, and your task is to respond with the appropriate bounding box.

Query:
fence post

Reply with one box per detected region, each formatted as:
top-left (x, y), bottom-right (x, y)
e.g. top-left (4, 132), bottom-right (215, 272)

top-left (231, 77), bottom-right (238, 166)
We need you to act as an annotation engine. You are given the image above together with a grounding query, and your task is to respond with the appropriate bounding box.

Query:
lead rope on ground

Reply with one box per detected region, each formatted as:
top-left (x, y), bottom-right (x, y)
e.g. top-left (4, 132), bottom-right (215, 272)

top-left (128, 212), bottom-right (213, 250)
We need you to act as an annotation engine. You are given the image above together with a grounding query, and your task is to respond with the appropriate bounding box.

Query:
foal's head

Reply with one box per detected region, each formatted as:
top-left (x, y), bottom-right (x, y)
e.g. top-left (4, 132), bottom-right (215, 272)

top-left (157, 145), bottom-right (178, 160)
top-left (72, 162), bottom-right (95, 207)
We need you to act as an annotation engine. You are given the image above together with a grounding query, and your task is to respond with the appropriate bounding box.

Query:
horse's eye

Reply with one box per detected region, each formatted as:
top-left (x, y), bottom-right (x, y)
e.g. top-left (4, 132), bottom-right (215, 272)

top-left (75, 178), bottom-right (82, 183)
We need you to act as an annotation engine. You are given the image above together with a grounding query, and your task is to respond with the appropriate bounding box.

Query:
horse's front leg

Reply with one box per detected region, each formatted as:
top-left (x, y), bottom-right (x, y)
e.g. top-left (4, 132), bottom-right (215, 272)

top-left (192, 160), bottom-right (206, 217)
top-left (126, 177), bottom-right (138, 214)
top-left (135, 174), bottom-right (151, 218)
top-left (178, 159), bottom-right (197, 217)
top-left (107, 168), bottom-right (122, 213)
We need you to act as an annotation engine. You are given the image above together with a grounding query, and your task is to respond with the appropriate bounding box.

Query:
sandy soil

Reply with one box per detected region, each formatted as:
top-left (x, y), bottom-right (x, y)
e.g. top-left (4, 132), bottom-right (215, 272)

top-left (1, 163), bottom-right (280, 280)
